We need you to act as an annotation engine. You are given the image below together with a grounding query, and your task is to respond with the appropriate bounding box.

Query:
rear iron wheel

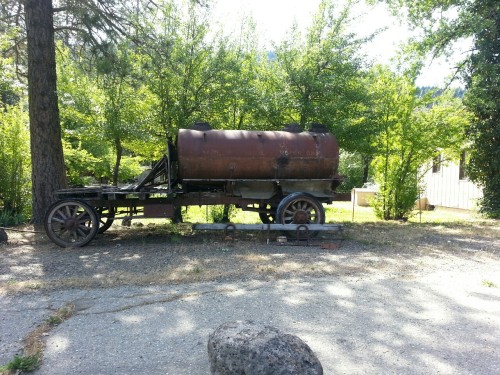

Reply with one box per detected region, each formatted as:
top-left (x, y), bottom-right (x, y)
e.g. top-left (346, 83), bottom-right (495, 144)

top-left (44, 199), bottom-right (99, 247)
top-left (276, 192), bottom-right (325, 238)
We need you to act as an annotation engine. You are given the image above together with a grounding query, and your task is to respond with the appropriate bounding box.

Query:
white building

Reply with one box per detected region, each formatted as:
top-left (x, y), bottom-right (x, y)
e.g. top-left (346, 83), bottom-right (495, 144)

top-left (421, 152), bottom-right (483, 210)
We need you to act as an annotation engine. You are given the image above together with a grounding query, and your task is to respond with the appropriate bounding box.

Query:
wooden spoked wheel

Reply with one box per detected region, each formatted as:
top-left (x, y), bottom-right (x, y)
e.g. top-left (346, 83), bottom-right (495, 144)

top-left (44, 199), bottom-right (99, 247)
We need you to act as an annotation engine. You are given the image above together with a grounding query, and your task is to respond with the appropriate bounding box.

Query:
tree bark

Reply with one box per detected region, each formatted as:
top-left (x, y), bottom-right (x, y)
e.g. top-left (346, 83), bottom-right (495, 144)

top-left (362, 155), bottom-right (371, 184)
top-left (112, 137), bottom-right (122, 186)
top-left (25, 0), bottom-right (67, 224)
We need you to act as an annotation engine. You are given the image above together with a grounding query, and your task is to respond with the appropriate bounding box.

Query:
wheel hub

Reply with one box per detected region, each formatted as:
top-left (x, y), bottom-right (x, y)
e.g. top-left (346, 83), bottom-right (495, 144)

top-left (64, 218), bottom-right (78, 231)
top-left (293, 210), bottom-right (309, 224)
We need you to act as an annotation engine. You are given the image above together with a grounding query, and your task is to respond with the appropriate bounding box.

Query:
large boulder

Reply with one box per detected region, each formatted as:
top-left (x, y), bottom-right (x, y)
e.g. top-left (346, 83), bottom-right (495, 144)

top-left (207, 320), bottom-right (323, 375)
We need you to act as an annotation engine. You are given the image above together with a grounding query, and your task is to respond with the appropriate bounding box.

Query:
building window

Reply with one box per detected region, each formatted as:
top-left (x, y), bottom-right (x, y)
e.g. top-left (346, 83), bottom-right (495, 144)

top-left (432, 154), bottom-right (441, 173)
top-left (459, 151), bottom-right (467, 180)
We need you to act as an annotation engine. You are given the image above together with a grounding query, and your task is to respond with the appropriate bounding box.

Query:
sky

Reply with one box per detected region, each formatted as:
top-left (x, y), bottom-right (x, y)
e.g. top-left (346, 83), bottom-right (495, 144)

top-left (212, 0), bottom-right (468, 87)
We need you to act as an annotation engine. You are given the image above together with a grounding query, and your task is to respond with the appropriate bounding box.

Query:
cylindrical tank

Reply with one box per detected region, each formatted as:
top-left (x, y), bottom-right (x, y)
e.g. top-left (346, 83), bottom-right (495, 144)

top-left (176, 129), bottom-right (339, 180)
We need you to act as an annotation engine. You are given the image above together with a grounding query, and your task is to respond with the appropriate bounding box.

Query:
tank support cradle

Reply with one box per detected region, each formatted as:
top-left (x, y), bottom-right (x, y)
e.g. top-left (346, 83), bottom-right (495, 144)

top-left (192, 223), bottom-right (344, 247)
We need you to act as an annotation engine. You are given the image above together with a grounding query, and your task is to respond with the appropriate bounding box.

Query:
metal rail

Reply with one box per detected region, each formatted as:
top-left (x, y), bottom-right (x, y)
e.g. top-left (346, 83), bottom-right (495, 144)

top-left (192, 223), bottom-right (342, 231)
top-left (193, 223), bottom-right (344, 247)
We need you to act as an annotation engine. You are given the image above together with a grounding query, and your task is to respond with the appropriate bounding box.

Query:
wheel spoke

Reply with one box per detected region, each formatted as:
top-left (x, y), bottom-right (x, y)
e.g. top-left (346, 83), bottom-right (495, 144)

top-left (76, 211), bottom-right (89, 221)
top-left (51, 216), bottom-right (65, 224)
top-left (78, 223), bottom-right (91, 233)
top-left (51, 226), bottom-right (65, 236)
top-left (67, 205), bottom-right (75, 219)
top-left (76, 227), bottom-right (87, 238)
top-left (56, 208), bottom-right (68, 220)
top-left (96, 207), bottom-right (115, 233)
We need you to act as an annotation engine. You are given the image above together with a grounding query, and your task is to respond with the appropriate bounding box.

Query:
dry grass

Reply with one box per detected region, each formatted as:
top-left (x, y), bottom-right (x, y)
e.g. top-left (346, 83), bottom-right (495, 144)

top-left (1, 202), bottom-right (498, 295)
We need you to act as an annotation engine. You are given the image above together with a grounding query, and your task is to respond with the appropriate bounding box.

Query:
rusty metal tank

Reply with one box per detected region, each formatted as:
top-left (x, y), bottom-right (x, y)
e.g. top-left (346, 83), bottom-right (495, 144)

top-left (176, 128), bottom-right (340, 181)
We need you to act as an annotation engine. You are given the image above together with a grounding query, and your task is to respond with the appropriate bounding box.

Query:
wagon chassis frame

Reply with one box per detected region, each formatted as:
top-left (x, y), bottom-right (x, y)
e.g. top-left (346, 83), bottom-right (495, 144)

top-left (45, 178), bottom-right (339, 248)
top-left (51, 178), bottom-right (335, 222)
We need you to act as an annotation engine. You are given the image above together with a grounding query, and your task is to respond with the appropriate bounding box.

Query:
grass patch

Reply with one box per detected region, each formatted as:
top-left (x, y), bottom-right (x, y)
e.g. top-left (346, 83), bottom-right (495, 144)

top-left (0, 304), bottom-right (75, 374)
top-left (183, 205), bottom-right (260, 224)
top-left (191, 266), bottom-right (203, 274)
top-left (482, 280), bottom-right (497, 288)
top-left (4, 355), bottom-right (40, 372)
top-left (115, 202), bottom-right (493, 232)
top-left (326, 201), bottom-right (493, 225)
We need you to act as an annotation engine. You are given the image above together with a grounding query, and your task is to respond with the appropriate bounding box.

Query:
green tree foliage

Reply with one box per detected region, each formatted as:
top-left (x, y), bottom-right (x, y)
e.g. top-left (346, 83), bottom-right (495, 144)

top-left (383, 0), bottom-right (500, 217)
top-left (338, 151), bottom-right (367, 192)
top-left (0, 35), bottom-right (30, 224)
top-left (463, 0), bottom-right (500, 218)
top-left (57, 45), bottom-right (110, 185)
top-left (272, 0), bottom-right (369, 130)
top-left (96, 44), bottom-right (155, 185)
top-left (209, 19), bottom-right (265, 130)
top-left (368, 66), bottom-right (470, 220)
top-left (57, 44), bottom-right (152, 186)
top-left (138, 1), bottom-right (237, 137)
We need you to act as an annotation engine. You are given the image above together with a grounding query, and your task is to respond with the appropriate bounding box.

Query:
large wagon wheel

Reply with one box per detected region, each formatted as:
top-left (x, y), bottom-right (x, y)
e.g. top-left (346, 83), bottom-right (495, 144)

top-left (96, 207), bottom-right (115, 233)
top-left (276, 192), bottom-right (325, 238)
top-left (44, 199), bottom-right (99, 247)
top-left (259, 203), bottom-right (277, 224)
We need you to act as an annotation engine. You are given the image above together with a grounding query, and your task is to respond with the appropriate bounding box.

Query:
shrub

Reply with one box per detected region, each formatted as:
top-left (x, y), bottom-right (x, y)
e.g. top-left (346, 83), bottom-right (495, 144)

top-left (0, 104), bottom-right (31, 219)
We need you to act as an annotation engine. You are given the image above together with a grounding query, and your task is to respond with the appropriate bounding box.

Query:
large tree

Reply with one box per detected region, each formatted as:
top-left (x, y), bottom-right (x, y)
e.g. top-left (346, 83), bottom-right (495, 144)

top-left (272, 0), bottom-right (369, 129)
top-left (139, 1), bottom-right (235, 137)
top-left (462, 0), bottom-right (500, 218)
top-left (383, 0), bottom-right (500, 217)
top-left (24, 0), bottom-right (66, 225)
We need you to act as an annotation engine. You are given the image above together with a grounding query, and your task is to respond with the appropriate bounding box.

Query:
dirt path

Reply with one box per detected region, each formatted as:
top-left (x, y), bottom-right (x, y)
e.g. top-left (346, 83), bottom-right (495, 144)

top-left (1, 221), bottom-right (499, 374)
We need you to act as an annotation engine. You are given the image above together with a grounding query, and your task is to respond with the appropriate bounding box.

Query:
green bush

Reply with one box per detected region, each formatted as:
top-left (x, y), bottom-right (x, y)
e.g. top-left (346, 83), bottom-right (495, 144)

top-left (0, 209), bottom-right (27, 226)
top-left (208, 205), bottom-right (236, 223)
top-left (0, 104), bottom-right (31, 219)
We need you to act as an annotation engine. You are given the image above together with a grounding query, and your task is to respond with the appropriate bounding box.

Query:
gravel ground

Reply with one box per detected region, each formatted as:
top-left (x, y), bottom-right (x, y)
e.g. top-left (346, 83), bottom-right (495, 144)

top-left (0, 220), bottom-right (499, 373)
top-left (1, 221), bottom-right (498, 292)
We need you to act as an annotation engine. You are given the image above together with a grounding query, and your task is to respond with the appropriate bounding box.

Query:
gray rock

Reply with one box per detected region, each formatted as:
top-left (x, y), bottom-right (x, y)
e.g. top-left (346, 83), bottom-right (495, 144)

top-left (207, 320), bottom-right (323, 375)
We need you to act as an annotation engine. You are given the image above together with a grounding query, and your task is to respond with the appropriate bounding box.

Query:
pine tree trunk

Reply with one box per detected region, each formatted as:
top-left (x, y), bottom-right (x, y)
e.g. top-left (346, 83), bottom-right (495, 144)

top-left (25, 0), bottom-right (67, 224)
